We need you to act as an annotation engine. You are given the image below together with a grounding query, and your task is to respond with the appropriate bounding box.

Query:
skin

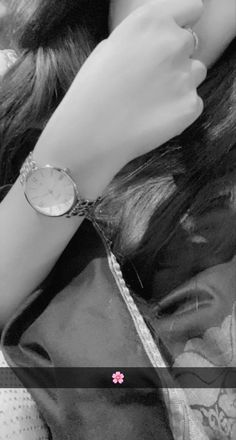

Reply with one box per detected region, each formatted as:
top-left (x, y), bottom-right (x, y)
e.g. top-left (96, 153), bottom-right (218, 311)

top-left (0, 0), bottom-right (206, 325)
top-left (110, 0), bottom-right (236, 67)
top-left (0, 0), bottom-right (234, 327)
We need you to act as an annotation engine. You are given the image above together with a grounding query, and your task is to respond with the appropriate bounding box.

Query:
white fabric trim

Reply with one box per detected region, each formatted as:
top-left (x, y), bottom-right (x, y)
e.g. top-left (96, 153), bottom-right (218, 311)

top-left (93, 220), bottom-right (209, 440)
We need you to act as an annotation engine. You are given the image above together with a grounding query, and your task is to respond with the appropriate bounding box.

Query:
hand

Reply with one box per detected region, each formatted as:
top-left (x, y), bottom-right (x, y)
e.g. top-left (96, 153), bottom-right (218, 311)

top-left (35, 0), bottom-right (206, 199)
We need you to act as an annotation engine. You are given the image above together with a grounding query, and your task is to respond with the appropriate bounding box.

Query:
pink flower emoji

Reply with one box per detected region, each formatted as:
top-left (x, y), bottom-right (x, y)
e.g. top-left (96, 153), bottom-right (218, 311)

top-left (112, 371), bottom-right (124, 384)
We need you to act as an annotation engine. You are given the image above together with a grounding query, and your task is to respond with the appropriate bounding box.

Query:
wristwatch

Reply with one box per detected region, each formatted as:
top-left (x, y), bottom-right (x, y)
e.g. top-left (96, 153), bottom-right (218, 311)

top-left (19, 152), bottom-right (101, 218)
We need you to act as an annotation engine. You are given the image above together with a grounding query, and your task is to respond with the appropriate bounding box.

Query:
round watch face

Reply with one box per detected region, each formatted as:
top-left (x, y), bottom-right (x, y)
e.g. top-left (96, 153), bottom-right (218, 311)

top-left (25, 167), bottom-right (76, 216)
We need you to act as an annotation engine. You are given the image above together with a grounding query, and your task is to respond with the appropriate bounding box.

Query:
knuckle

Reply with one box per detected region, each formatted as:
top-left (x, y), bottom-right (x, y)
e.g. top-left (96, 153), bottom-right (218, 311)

top-left (197, 96), bottom-right (204, 114)
top-left (188, 92), bottom-right (204, 115)
top-left (193, 58), bottom-right (206, 71)
top-left (190, 92), bottom-right (199, 108)
top-left (192, 59), bottom-right (208, 82)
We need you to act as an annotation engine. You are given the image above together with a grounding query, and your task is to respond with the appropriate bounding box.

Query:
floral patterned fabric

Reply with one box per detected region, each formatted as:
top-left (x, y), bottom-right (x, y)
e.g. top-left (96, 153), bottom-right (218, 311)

top-left (173, 306), bottom-right (236, 440)
top-left (148, 255), bottom-right (236, 440)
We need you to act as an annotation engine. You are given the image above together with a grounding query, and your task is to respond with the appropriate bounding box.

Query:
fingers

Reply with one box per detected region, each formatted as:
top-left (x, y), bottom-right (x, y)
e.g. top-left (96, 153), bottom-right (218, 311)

top-left (190, 59), bottom-right (207, 87)
top-left (180, 27), bottom-right (199, 57)
top-left (137, 0), bottom-right (204, 28)
top-left (157, 0), bottom-right (204, 27)
top-left (183, 91), bottom-right (204, 128)
top-left (194, 94), bottom-right (204, 119)
top-left (167, 25), bottom-right (199, 59)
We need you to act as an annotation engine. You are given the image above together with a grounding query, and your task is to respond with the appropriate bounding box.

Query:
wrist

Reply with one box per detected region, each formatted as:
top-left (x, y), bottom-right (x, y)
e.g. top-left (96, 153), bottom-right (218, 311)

top-left (32, 144), bottom-right (119, 202)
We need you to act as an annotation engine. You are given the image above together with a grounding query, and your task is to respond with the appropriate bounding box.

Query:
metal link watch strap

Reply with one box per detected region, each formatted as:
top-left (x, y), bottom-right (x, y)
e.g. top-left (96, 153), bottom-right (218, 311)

top-left (20, 152), bottom-right (102, 218)
top-left (19, 152), bottom-right (36, 185)
top-left (65, 198), bottom-right (102, 218)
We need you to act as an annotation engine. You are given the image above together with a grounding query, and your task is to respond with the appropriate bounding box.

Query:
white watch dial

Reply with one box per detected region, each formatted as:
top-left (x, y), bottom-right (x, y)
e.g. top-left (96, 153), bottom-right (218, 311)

top-left (25, 167), bottom-right (76, 216)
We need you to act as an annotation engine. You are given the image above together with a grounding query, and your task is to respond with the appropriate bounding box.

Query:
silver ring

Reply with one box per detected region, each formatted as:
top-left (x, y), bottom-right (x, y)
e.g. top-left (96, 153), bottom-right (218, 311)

top-left (185, 27), bottom-right (199, 52)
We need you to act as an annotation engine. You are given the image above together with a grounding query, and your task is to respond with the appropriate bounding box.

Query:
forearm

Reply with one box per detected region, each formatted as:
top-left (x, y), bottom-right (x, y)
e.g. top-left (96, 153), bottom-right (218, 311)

top-left (0, 175), bottom-right (84, 328)
top-left (0, 127), bottom-right (118, 330)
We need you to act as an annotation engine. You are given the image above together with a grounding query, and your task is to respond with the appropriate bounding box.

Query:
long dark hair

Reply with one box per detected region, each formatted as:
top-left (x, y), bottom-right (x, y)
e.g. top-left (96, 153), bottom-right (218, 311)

top-left (1, 0), bottom-right (236, 301)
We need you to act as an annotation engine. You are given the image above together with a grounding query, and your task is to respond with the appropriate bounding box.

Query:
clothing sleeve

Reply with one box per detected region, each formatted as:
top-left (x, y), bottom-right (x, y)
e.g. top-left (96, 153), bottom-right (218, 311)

top-left (1, 219), bottom-right (175, 440)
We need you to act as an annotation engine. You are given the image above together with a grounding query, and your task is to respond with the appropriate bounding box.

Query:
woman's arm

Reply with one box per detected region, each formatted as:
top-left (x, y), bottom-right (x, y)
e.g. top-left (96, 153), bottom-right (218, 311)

top-left (0, 178), bottom-right (85, 328)
top-left (0, 0), bottom-right (205, 328)
top-left (0, 122), bottom-right (120, 329)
